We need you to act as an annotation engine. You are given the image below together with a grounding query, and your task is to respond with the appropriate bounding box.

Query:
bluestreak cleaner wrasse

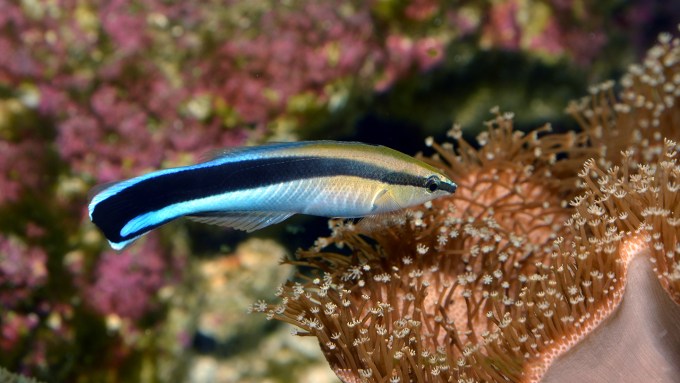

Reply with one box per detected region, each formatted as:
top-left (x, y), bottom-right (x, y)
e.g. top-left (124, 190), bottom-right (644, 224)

top-left (88, 141), bottom-right (457, 250)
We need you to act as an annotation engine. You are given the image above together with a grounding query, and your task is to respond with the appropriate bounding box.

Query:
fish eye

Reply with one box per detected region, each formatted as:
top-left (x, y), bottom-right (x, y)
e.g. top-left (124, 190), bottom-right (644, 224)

top-left (425, 176), bottom-right (440, 193)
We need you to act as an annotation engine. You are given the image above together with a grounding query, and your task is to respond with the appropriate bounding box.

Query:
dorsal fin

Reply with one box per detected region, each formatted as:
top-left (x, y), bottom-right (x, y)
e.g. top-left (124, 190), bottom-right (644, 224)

top-left (200, 140), bottom-right (375, 163)
top-left (200, 141), bottom-right (309, 163)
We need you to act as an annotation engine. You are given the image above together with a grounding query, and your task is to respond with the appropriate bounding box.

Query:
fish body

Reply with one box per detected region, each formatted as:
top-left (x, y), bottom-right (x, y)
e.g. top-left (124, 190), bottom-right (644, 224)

top-left (88, 141), bottom-right (457, 250)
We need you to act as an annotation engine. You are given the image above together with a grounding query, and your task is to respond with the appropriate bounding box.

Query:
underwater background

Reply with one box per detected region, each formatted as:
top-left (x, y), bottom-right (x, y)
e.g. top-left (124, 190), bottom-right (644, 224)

top-left (1, 1), bottom-right (679, 382)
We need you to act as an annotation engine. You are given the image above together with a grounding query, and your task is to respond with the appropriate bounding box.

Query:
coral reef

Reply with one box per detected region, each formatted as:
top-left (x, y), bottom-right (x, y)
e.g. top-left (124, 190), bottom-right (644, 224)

top-left (83, 235), bottom-right (181, 321)
top-left (257, 31), bottom-right (680, 382)
top-left (1, 0), bottom-right (668, 182)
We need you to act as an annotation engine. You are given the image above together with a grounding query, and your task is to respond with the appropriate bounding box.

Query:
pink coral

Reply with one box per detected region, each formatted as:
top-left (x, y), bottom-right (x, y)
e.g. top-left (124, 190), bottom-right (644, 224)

top-left (101, 0), bottom-right (149, 55)
top-left (482, 0), bottom-right (521, 50)
top-left (0, 312), bottom-right (39, 352)
top-left (0, 0), bottom-right (250, 181)
top-left (2, 0), bottom-right (642, 185)
top-left (414, 36), bottom-right (445, 71)
top-left (0, 139), bottom-right (46, 205)
top-left (0, 235), bottom-right (47, 307)
top-left (375, 34), bottom-right (447, 91)
top-left (404, 0), bottom-right (439, 21)
top-left (199, 2), bottom-right (376, 123)
top-left (84, 235), bottom-right (176, 320)
top-left (0, 1), bottom-right (452, 183)
top-left (527, 15), bottom-right (565, 56)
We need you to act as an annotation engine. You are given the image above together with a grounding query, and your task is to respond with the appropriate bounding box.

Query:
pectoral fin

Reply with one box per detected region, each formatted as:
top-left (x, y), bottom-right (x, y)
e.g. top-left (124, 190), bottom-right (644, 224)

top-left (371, 188), bottom-right (403, 213)
top-left (359, 189), bottom-right (407, 231)
top-left (188, 211), bottom-right (294, 232)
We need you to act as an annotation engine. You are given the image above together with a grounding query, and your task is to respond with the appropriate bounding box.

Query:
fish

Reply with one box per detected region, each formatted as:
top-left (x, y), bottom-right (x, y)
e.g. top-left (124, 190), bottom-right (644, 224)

top-left (88, 141), bottom-right (457, 250)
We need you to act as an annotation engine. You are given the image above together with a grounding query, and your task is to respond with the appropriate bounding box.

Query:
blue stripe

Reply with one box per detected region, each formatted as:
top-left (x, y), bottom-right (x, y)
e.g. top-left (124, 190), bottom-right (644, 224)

top-left (88, 141), bottom-right (317, 217)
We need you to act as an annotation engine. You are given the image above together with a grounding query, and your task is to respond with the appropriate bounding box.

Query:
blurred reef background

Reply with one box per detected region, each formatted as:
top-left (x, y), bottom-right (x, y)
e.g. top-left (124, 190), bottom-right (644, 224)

top-left (0, 0), bottom-right (678, 382)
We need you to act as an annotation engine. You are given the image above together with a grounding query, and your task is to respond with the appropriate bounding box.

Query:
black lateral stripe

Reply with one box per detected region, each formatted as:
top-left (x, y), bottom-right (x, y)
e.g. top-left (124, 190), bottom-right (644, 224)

top-left (91, 156), bottom-right (426, 243)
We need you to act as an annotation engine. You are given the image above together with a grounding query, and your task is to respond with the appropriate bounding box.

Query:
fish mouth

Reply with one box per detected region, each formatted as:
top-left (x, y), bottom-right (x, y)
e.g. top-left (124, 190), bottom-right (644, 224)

top-left (439, 181), bottom-right (458, 194)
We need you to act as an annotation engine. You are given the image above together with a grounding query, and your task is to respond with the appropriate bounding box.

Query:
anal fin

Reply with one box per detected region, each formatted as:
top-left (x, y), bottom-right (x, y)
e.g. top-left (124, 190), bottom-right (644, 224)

top-left (188, 211), bottom-right (294, 232)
